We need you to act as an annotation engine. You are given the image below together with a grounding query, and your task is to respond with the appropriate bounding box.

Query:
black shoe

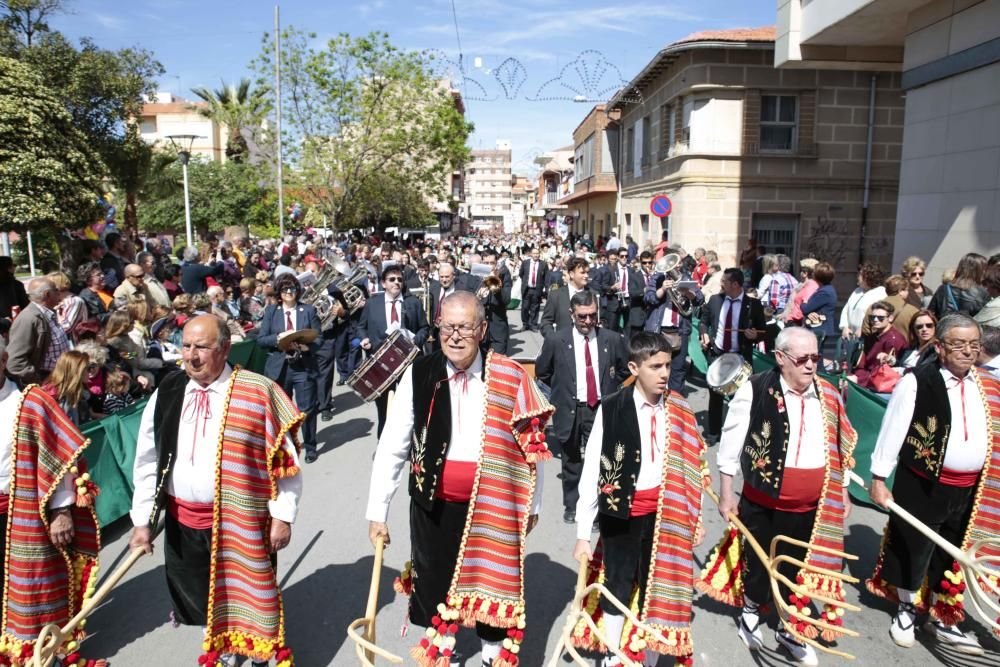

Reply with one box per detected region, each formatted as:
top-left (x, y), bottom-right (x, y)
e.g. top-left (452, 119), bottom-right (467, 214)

top-left (336, 379), bottom-right (346, 386)
top-left (321, 409), bottom-right (333, 422)
top-left (703, 433), bottom-right (720, 446)
top-left (304, 450), bottom-right (318, 464)
top-left (563, 510), bottom-right (575, 524)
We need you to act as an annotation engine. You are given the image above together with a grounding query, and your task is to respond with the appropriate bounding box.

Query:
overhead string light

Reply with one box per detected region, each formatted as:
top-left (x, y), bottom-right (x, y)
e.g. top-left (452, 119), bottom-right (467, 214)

top-left (528, 50), bottom-right (643, 104)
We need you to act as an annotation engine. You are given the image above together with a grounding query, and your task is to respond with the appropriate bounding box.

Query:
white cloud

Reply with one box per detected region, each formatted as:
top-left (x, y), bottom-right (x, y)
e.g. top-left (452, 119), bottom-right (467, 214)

top-left (489, 5), bottom-right (700, 46)
top-left (357, 0), bottom-right (387, 15)
top-left (92, 13), bottom-right (126, 30)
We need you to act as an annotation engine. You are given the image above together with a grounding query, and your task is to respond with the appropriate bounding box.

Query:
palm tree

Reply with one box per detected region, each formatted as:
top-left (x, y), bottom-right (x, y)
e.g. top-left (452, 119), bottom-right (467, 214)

top-left (191, 78), bottom-right (271, 163)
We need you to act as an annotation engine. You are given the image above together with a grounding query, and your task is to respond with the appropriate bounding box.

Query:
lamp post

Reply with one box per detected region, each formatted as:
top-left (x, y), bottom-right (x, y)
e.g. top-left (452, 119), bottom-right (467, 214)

top-left (166, 134), bottom-right (202, 249)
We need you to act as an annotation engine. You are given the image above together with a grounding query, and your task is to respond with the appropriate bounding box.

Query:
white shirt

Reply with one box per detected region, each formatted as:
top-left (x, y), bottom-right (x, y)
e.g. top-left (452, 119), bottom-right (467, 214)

top-left (838, 286), bottom-right (887, 333)
top-left (573, 328), bottom-right (601, 403)
top-left (718, 377), bottom-right (827, 477)
top-left (714, 293), bottom-right (744, 351)
top-left (870, 368), bottom-right (989, 477)
top-left (130, 365), bottom-right (303, 526)
top-left (981, 354), bottom-right (1000, 379)
top-left (383, 294), bottom-right (403, 333)
top-left (575, 389), bottom-right (666, 540)
top-left (365, 352), bottom-right (542, 523)
top-left (0, 380), bottom-right (74, 506)
top-left (527, 260), bottom-right (539, 288)
top-left (568, 285), bottom-right (583, 301)
top-left (282, 306), bottom-right (297, 331)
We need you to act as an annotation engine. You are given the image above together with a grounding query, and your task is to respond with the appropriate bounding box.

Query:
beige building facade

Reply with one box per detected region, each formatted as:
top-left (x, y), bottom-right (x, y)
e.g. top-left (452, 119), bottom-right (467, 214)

top-left (465, 142), bottom-right (513, 230)
top-left (560, 105), bottom-right (620, 241)
top-left (610, 28), bottom-right (903, 286)
top-left (139, 92), bottom-right (228, 162)
top-left (777, 0), bottom-right (1000, 283)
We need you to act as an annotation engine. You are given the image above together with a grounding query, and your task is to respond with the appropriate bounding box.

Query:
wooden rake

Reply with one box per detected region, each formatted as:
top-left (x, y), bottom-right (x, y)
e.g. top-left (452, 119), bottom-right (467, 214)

top-left (32, 546), bottom-right (149, 667)
top-left (848, 471), bottom-right (1000, 634)
top-left (704, 487), bottom-right (861, 659)
top-left (346, 535), bottom-right (403, 666)
top-left (544, 555), bottom-right (677, 667)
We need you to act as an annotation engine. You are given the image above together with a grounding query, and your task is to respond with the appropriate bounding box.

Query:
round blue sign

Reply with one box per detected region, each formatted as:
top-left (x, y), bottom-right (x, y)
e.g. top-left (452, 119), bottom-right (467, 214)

top-left (650, 195), bottom-right (672, 217)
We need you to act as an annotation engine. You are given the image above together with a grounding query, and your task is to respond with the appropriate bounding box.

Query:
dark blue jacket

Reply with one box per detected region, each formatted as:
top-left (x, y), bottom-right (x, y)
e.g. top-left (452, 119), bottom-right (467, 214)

top-left (800, 284), bottom-right (837, 336)
top-left (257, 302), bottom-right (323, 378)
top-left (642, 274), bottom-right (703, 337)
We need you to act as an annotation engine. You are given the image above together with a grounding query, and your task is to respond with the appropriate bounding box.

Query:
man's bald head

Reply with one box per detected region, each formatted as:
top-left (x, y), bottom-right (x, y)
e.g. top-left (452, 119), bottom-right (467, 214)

top-left (181, 314), bottom-right (231, 387)
top-left (185, 313), bottom-right (230, 348)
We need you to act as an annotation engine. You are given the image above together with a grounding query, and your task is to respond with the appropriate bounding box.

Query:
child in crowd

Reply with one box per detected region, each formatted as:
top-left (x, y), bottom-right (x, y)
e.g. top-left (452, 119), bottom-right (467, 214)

top-left (102, 370), bottom-right (135, 415)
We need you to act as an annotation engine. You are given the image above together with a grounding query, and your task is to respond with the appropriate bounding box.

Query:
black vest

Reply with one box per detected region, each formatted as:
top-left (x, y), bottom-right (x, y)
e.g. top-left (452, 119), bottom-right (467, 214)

top-left (741, 369), bottom-right (792, 498)
top-left (407, 351), bottom-right (487, 510)
top-left (148, 370), bottom-right (190, 527)
top-left (596, 385), bottom-right (645, 519)
top-left (900, 363), bottom-right (952, 479)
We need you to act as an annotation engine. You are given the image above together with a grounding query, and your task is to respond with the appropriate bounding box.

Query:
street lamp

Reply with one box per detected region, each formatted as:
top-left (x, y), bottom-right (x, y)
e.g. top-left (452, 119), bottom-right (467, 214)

top-left (166, 134), bottom-right (202, 249)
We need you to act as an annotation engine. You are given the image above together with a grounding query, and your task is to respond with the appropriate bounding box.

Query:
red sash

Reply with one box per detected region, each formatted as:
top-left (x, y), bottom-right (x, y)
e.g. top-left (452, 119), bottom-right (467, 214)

top-left (911, 466), bottom-right (981, 488)
top-left (167, 495), bottom-right (214, 530)
top-left (435, 460), bottom-right (477, 502)
top-left (630, 487), bottom-right (660, 517)
top-left (742, 467), bottom-right (825, 513)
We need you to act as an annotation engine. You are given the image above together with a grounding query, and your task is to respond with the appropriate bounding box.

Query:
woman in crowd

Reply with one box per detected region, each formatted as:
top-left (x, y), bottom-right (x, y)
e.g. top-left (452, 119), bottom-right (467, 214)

top-left (41, 349), bottom-right (94, 427)
top-left (901, 256), bottom-right (933, 308)
top-left (837, 262), bottom-right (887, 370)
top-left (103, 310), bottom-right (162, 389)
top-left (126, 297), bottom-right (153, 351)
top-left (779, 257), bottom-right (818, 325)
top-left (49, 271), bottom-right (87, 339)
top-left (930, 251), bottom-right (988, 318)
top-left (896, 310), bottom-right (938, 370)
top-left (800, 261), bottom-right (837, 354)
top-left (162, 264), bottom-right (182, 300)
top-left (974, 263), bottom-right (1000, 327)
top-left (239, 277), bottom-right (265, 322)
top-left (848, 301), bottom-right (909, 390)
top-left (870, 274), bottom-right (919, 343)
top-left (76, 339), bottom-right (110, 416)
top-left (77, 261), bottom-right (112, 323)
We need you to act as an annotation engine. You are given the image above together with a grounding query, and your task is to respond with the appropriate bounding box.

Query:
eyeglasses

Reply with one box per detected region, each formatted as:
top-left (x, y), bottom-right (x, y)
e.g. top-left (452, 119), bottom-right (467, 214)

top-left (940, 339), bottom-right (982, 353)
top-left (641, 261), bottom-right (653, 266)
top-left (384, 277), bottom-right (402, 283)
top-left (778, 350), bottom-right (821, 366)
top-left (910, 271), bottom-right (925, 277)
top-left (914, 323), bottom-right (935, 330)
top-left (439, 323), bottom-right (479, 338)
top-left (869, 314), bottom-right (888, 322)
top-left (573, 312), bottom-right (598, 321)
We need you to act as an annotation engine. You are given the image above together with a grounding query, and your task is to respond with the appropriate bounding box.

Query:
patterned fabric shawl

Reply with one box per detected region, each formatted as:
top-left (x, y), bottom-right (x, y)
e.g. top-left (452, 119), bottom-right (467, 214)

top-left (571, 392), bottom-right (708, 664)
top-left (197, 369), bottom-right (303, 667)
top-left (0, 386), bottom-right (100, 666)
top-left (401, 352), bottom-right (554, 667)
top-left (697, 378), bottom-right (857, 642)
top-left (867, 370), bottom-right (1000, 634)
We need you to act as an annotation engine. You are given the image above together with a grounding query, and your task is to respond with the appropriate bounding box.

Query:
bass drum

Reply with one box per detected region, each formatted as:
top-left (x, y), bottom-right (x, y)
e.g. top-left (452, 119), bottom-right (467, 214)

top-left (706, 353), bottom-right (752, 397)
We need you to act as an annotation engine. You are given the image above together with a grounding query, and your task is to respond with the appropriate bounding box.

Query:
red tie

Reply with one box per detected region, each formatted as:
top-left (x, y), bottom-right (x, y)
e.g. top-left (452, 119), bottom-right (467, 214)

top-left (644, 402), bottom-right (659, 462)
top-left (620, 268), bottom-right (627, 296)
top-left (436, 290), bottom-right (444, 320)
top-left (391, 299), bottom-right (399, 324)
top-left (584, 336), bottom-right (598, 408)
top-left (285, 310), bottom-right (293, 331)
top-left (722, 299), bottom-right (736, 351)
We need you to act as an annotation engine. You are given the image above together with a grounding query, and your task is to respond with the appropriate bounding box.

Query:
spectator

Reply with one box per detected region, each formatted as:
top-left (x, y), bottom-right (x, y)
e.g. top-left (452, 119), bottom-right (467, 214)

top-left (103, 310), bottom-right (162, 389)
top-left (0, 256), bottom-right (28, 319)
top-left (243, 250), bottom-right (265, 278)
top-left (780, 258), bottom-right (818, 325)
top-left (873, 274), bottom-right (920, 343)
top-left (273, 254), bottom-right (296, 279)
top-left (172, 294), bottom-right (194, 327)
top-left (77, 262), bottom-right (113, 322)
top-left (897, 310), bottom-right (938, 370)
top-left (6, 277), bottom-right (68, 386)
top-left (691, 247), bottom-right (708, 283)
top-left (758, 253), bottom-right (798, 315)
top-left (179, 246), bottom-right (224, 295)
top-left (979, 325), bottom-right (1000, 378)
top-left (240, 278), bottom-right (265, 322)
top-left (837, 262), bottom-right (887, 370)
top-left (901, 256), bottom-right (934, 308)
top-left (143, 236), bottom-right (171, 281)
top-left (136, 252), bottom-right (172, 308)
top-left (849, 301), bottom-right (909, 389)
top-left (40, 350), bottom-right (93, 427)
top-left (112, 264), bottom-right (150, 308)
top-left (48, 271), bottom-right (86, 339)
top-left (75, 339), bottom-right (110, 416)
top-left (800, 261), bottom-right (837, 352)
top-left (207, 285), bottom-right (246, 342)
top-left (101, 369), bottom-right (136, 415)
top-left (702, 262), bottom-right (723, 296)
top-left (162, 264), bottom-right (182, 300)
top-left (930, 252), bottom-right (988, 318)
top-left (126, 297), bottom-right (154, 350)
top-left (974, 263), bottom-right (1000, 327)
top-left (100, 232), bottom-right (129, 288)
top-left (148, 315), bottom-right (182, 364)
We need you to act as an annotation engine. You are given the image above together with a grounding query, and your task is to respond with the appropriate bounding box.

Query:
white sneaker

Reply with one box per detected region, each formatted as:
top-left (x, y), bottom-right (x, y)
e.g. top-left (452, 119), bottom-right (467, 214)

top-left (601, 656), bottom-right (622, 667)
top-left (737, 609), bottom-right (764, 651)
top-left (923, 620), bottom-right (984, 655)
top-left (775, 629), bottom-right (819, 666)
top-left (889, 602), bottom-right (917, 648)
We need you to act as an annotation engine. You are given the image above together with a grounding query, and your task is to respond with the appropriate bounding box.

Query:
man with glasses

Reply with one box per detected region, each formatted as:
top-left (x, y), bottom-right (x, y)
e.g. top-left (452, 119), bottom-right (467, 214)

top-left (112, 263), bottom-right (150, 308)
top-left (847, 301), bottom-right (907, 390)
top-left (868, 314), bottom-right (1000, 656)
top-left (358, 265), bottom-right (430, 438)
top-left (537, 291), bottom-right (629, 523)
top-left (366, 291), bottom-right (553, 666)
top-left (706, 327), bottom-right (856, 665)
top-left (6, 277), bottom-right (67, 387)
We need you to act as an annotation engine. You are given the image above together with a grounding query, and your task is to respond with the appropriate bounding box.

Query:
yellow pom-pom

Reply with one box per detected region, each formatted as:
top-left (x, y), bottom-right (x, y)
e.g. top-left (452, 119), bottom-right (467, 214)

top-left (511, 645), bottom-right (520, 654)
top-left (70, 466), bottom-right (78, 474)
top-left (65, 641), bottom-right (78, 651)
top-left (517, 619), bottom-right (526, 630)
top-left (836, 607), bottom-right (845, 617)
top-left (801, 608), bottom-right (811, 617)
top-left (503, 639), bottom-right (513, 650)
top-left (425, 628), bottom-right (435, 638)
top-left (956, 593), bottom-right (964, 603)
top-left (81, 472), bottom-right (90, 481)
top-left (437, 603), bottom-right (447, 614)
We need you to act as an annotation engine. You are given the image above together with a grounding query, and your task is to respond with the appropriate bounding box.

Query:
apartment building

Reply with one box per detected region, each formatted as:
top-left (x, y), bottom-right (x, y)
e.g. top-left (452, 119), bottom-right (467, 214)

top-left (559, 105), bottom-right (620, 240)
top-left (777, 0), bottom-right (1000, 279)
top-left (609, 27), bottom-right (903, 282)
top-left (511, 175), bottom-right (533, 232)
top-left (532, 146), bottom-right (575, 235)
top-left (138, 92), bottom-right (228, 162)
top-left (465, 141), bottom-right (513, 230)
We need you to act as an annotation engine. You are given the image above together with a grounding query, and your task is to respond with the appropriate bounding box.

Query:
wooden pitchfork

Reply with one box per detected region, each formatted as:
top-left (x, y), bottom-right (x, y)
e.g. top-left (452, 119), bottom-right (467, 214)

top-left (545, 554), bottom-right (679, 667)
top-left (346, 535), bottom-right (403, 666)
top-left (32, 546), bottom-right (149, 667)
top-left (705, 487), bottom-right (861, 659)
top-left (848, 471), bottom-right (1000, 634)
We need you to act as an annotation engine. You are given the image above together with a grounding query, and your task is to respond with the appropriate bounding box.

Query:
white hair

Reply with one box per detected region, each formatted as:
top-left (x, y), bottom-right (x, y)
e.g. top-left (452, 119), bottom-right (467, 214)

top-left (775, 326), bottom-right (817, 352)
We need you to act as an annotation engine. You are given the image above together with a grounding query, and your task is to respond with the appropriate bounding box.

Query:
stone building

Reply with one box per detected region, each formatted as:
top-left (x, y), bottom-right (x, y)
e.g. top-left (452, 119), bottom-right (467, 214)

top-left (559, 105), bottom-right (620, 241)
top-left (465, 141), bottom-right (513, 231)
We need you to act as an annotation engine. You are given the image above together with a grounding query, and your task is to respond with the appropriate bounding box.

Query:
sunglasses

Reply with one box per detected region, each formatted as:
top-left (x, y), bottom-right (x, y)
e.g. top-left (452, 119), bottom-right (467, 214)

top-left (778, 351), bottom-right (822, 366)
top-left (869, 314), bottom-right (888, 322)
top-left (384, 276), bottom-right (402, 283)
top-left (910, 271), bottom-right (924, 276)
top-left (914, 323), bottom-right (934, 330)
top-left (573, 312), bottom-right (598, 321)
top-left (641, 261), bottom-right (653, 266)
top-left (280, 287), bottom-right (298, 294)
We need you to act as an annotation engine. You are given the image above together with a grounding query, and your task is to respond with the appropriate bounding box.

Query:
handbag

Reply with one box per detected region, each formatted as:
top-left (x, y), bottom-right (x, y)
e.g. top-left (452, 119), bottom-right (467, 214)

top-left (869, 362), bottom-right (901, 393)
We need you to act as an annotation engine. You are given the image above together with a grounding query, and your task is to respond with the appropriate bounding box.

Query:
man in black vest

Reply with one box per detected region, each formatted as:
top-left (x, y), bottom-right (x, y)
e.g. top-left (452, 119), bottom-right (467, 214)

top-left (699, 268), bottom-right (767, 443)
top-left (536, 290), bottom-right (629, 523)
top-left (519, 247), bottom-right (548, 332)
top-left (869, 314), bottom-right (998, 655)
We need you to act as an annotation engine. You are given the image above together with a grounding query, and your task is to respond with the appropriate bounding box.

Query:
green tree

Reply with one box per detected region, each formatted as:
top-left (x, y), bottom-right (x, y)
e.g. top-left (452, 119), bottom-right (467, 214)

top-left (252, 30), bottom-right (471, 232)
top-left (0, 0), bottom-right (62, 47)
top-left (0, 56), bottom-right (103, 232)
top-left (191, 78), bottom-right (271, 163)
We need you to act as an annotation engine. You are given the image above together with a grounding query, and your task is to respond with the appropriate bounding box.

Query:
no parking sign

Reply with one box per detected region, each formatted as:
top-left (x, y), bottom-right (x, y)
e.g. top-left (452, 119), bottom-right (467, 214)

top-left (650, 195), bottom-right (672, 217)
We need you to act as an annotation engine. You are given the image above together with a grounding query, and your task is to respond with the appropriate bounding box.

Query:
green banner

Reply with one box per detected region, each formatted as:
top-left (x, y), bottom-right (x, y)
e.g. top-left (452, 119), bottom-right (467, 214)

top-left (81, 340), bottom-right (267, 527)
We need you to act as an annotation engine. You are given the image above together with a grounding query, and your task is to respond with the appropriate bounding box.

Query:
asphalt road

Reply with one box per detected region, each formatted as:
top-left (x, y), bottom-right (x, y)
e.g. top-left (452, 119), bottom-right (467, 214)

top-left (84, 313), bottom-right (1000, 666)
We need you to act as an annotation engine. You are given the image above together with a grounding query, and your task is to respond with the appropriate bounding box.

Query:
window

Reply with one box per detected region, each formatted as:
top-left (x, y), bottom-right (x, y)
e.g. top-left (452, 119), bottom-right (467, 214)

top-left (640, 115), bottom-right (651, 167)
top-left (140, 117), bottom-right (157, 134)
top-left (661, 103), bottom-right (676, 157)
top-left (751, 213), bottom-right (799, 264)
top-left (601, 129), bottom-right (616, 173)
top-left (574, 133), bottom-right (595, 183)
top-left (640, 214), bottom-right (649, 238)
top-left (632, 122), bottom-right (643, 177)
top-left (760, 95), bottom-right (797, 151)
top-left (625, 126), bottom-right (635, 175)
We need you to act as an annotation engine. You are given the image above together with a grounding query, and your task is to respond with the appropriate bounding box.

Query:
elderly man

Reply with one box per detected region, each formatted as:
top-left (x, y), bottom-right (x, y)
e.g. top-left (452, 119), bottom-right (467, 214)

top-left (129, 315), bottom-right (304, 667)
top-left (367, 291), bottom-right (553, 666)
top-left (0, 336), bottom-right (103, 664)
top-left (113, 263), bottom-right (151, 308)
top-left (137, 252), bottom-right (173, 308)
top-left (700, 327), bottom-right (856, 666)
top-left (868, 314), bottom-right (1000, 655)
top-left (180, 246), bottom-right (224, 295)
top-left (6, 277), bottom-right (69, 386)
top-left (207, 285), bottom-right (247, 343)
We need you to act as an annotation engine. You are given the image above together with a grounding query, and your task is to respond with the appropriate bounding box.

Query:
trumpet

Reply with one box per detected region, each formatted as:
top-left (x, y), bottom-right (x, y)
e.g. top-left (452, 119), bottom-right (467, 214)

top-left (654, 253), bottom-right (693, 317)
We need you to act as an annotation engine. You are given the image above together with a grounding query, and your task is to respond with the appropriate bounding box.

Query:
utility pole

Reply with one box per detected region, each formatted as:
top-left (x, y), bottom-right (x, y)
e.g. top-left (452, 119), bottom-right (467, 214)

top-left (275, 5), bottom-right (285, 239)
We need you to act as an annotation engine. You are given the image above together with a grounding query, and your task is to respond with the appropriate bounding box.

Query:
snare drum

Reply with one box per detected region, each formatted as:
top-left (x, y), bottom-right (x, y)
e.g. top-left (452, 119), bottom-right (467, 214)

top-left (347, 330), bottom-right (419, 402)
top-left (706, 353), bottom-right (752, 397)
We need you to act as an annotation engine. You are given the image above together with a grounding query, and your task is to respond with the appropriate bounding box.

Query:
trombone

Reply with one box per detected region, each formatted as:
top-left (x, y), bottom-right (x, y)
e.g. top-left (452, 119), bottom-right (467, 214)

top-left (653, 253), bottom-right (693, 317)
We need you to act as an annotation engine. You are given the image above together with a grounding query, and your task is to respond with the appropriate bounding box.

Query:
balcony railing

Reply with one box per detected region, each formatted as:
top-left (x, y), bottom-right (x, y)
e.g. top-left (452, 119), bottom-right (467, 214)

top-left (543, 192), bottom-right (561, 205)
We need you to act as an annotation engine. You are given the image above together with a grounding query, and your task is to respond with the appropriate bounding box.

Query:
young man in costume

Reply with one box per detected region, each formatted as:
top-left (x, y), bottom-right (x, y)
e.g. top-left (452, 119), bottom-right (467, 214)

top-left (573, 332), bottom-right (708, 667)
top-left (129, 315), bottom-right (304, 667)
top-left (0, 338), bottom-right (102, 666)
top-left (867, 313), bottom-right (1000, 656)
top-left (366, 291), bottom-right (553, 666)
top-left (699, 327), bottom-right (856, 666)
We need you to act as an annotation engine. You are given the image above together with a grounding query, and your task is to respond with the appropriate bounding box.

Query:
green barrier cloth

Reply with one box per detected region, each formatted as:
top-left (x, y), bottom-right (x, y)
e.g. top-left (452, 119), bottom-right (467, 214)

top-left (81, 339), bottom-right (267, 527)
top-left (689, 316), bottom-right (708, 375)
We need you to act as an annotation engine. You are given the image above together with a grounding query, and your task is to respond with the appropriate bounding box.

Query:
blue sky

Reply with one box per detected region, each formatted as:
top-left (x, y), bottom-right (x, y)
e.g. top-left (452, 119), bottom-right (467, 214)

top-left (51, 0), bottom-right (772, 176)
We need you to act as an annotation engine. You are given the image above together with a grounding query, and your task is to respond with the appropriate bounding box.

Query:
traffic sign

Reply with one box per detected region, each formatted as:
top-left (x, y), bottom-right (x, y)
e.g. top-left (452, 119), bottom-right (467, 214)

top-left (650, 195), bottom-right (672, 217)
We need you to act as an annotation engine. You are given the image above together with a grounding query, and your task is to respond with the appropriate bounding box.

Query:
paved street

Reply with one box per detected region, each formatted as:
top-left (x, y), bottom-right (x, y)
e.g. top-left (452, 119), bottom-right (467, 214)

top-left (86, 313), bottom-right (1000, 666)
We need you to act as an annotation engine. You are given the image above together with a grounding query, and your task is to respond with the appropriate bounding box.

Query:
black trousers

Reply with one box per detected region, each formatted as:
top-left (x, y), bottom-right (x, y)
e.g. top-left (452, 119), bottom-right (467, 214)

top-left (880, 466), bottom-right (976, 592)
top-left (279, 363), bottom-right (318, 453)
top-left (561, 402), bottom-right (598, 512)
top-left (488, 319), bottom-right (510, 355)
top-left (667, 333), bottom-right (689, 394)
top-left (314, 332), bottom-right (337, 414)
top-left (598, 512), bottom-right (656, 614)
top-left (738, 496), bottom-right (816, 605)
top-left (374, 379), bottom-right (400, 439)
top-left (334, 324), bottom-right (360, 382)
top-left (165, 514), bottom-right (211, 625)
top-left (601, 303), bottom-right (622, 332)
top-left (409, 499), bottom-right (506, 641)
top-left (521, 288), bottom-right (542, 330)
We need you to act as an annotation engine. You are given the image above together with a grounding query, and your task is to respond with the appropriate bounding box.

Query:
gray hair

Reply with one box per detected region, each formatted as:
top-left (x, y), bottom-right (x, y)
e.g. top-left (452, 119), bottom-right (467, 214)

top-left (136, 251), bottom-right (153, 266)
top-left (206, 285), bottom-right (224, 298)
top-left (26, 278), bottom-right (55, 302)
top-left (182, 246), bottom-right (199, 262)
top-left (775, 326), bottom-right (817, 352)
top-left (569, 289), bottom-right (598, 311)
top-left (440, 290), bottom-right (485, 325)
top-left (777, 254), bottom-right (793, 272)
top-left (937, 313), bottom-right (981, 341)
top-left (982, 325), bottom-right (1000, 357)
top-left (75, 339), bottom-right (109, 366)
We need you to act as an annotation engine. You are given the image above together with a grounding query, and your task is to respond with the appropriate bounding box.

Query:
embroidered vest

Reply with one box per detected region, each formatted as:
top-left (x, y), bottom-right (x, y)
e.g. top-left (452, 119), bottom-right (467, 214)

top-left (900, 362), bottom-right (952, 479)
top-left (597, 385), bottom-right (646, 519)
top-left (150, 370), bottom-right (189, 526)
top-left (742, 369), bottom-right (795, 498)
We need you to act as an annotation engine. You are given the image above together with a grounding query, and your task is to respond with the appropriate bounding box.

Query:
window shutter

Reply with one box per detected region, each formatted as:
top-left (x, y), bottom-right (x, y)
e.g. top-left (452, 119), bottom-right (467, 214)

top-left (743, 89), bottom-right (760, 154)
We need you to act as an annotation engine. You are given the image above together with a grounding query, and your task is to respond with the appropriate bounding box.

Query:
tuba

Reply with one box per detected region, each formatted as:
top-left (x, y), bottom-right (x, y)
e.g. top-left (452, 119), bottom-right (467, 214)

top-left (300, 259), bottom-right (368, 330)
top-left (654, 253), bottom-right (693, 317)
